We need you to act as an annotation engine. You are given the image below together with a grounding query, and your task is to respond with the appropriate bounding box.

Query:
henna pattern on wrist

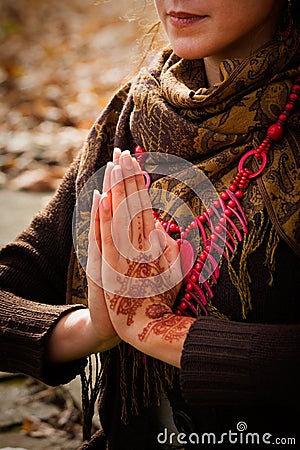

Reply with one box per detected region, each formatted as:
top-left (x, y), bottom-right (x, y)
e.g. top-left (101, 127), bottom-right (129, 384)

top-left (138, 313), bottom-right (194, 343)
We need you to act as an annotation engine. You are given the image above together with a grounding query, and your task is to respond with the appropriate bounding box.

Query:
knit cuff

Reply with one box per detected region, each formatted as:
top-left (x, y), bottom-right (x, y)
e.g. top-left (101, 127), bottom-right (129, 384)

top-left (180, 317), bottom-right (254, 407)
top-left (180, 316), bottom-right (300, 408)
top-left (0, 291), bottom-right (87, 386)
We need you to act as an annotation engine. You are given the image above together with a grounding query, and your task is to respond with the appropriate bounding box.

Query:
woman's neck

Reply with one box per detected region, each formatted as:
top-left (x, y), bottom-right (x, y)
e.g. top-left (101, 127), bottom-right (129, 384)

top-left (203, 15), bottom-right (280, 88)
top-left (204, 57), bottom-right (223, 87)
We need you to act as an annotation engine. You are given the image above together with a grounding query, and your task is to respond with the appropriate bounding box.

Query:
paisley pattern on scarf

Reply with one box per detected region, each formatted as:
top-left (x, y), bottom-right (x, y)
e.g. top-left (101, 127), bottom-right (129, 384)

top-left (129, 35), bottom-right (300, 252)
top-left (68, 28), bottom-right (300, 436)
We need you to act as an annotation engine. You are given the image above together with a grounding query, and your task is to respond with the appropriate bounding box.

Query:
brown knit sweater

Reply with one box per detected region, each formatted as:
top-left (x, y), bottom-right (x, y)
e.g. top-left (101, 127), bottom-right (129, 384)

top-left (0, 156), bottom-right (300, 449)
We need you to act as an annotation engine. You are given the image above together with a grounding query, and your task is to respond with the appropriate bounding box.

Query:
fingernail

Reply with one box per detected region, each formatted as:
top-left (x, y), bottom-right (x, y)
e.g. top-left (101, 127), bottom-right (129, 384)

top-left (93, 189), bottom-right (100, 201)
top-left (112, 165), bottom-right (122, 184)
top-left (101, 193), bottom-right (110, 211)
top-left (122, 152), bottom-right (133, 170)
top-left (113, 147), bottom-right (121, 161)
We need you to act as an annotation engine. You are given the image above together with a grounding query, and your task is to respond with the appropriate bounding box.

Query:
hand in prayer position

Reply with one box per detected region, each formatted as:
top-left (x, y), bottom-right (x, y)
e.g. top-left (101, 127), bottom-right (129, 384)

top-left (96, 150), bottom-right (195, 367)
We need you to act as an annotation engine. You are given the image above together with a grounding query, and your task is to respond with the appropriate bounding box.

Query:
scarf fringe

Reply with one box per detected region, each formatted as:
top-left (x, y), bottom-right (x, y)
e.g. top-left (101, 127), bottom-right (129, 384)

top-left (80, 343), bottom-right (177, 441)
top-left (80, 353), bottom-right (103, 442)
top-left (227, 210), bottom-right (279, 319)
top-left (264, 224), bottom-right (280, 286)
top-left (119, 342), bottom-right (177, 424)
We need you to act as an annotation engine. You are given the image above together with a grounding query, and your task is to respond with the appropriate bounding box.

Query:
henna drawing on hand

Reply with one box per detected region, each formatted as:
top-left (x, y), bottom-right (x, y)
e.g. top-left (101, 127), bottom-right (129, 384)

top-left (105, 253), bottom-right (176, 324)
top-left (138, 314), bottom-right (194, 343)
top-left (145, 303), bottom-right (171, 319)
top-left (106, 293), bottom-right (144, 326)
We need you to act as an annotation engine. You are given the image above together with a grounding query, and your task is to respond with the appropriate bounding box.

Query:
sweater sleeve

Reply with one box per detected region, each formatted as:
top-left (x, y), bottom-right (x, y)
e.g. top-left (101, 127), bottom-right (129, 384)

top-left (0, 156), bottom-right (87, 385)
top-left (180, 317), bottom-right (300, 407)
top-left (0, 292), bottom-right (87, 385)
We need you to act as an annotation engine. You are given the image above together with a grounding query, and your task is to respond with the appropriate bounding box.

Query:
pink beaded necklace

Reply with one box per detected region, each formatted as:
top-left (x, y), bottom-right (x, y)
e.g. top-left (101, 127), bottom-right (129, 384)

top-left (134, 76), bottom-right (300, 318)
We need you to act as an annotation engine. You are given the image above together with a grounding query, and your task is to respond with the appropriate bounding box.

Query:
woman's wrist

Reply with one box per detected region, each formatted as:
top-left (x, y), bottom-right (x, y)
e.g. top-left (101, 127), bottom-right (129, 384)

top-left (47, 308), bottom-right (120, 364)
top-left (115, 300), bottom-right (195, 368)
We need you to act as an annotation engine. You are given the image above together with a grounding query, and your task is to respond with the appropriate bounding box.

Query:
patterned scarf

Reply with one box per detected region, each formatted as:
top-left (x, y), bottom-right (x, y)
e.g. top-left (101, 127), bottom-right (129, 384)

top-left (68, 29), bottom-right (300, 440)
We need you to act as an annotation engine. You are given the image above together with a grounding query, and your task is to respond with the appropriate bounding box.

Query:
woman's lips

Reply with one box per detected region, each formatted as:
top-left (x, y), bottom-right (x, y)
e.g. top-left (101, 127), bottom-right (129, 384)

top-left (168, 11), bottom-right (208, 27)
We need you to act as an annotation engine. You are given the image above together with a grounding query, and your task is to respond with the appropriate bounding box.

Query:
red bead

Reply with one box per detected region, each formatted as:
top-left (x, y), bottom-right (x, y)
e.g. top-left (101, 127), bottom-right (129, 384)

top-left (215, 225), bottom-right (222, 233)
top-left (195, 263), bottom-right (202, 271)
top-left (229, 184), bottom-right (237, 192)
top-left (175, 310), bottom-right (182, 316)
top-left (267, 123), bottom-right (283, 141)
top-left (224, 209), bottom-right (232, 217)
top-left (199, 215), bottom-right (206, 223)
top-left (191, 274), bottom-right (198, 283)
top-left (228, 200), bottom-right (236, 208)
top-left (285, 103), bottom-right (294, 110)
top-left (199, 252), bottom-right (207, 261)
top-left (264, 141), bottom-right (271, 148)
top-left (220, 217), bottom-right (226, 224)
top-left (181, 232), bottom-right (187, 239)
top-left (292, 85), bottom-right (300, 93)
top-left (169, 223), bottom-right (177, 232)
top-left (210, 234), bottom-right (218, 242)
top-left (162, 221), bottom-right (168, 228)
top-left (184, 293), bottom-right (192, 301)
top-left (205, 245), bottom-right (211, 253)
top-left (213, 200), bottom-right (221, 208)
top-left (234, 190), bottom-right (243, 198)
top-left (180, 301), bottom-right (188, 310)
top-left (207, 208), bottom-right (213, 216)
top-left (221, 192), bottom-right (229, 201)
top-left (134, 145), bottom-right (145, 154)
top-left (289, 93), bottom-right (298, 102)
top-left (190, 220), bottom-right (197, 229)
top-left (279, 114), bottom-right (287, 122)
top-left (186, 283), bottom-right (194, 292)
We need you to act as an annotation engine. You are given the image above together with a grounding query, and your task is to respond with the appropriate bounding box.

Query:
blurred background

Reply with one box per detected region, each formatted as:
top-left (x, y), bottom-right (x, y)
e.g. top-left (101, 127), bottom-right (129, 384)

top-left (0, 1), bottom-right (164, 448)
top-left (0, 0), bottom-right (163, 245)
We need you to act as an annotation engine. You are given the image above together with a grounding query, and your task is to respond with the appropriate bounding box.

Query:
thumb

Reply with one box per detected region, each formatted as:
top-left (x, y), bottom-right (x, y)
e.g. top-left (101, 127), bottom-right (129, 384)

top-left (155, 221), bottom-right (179, 265)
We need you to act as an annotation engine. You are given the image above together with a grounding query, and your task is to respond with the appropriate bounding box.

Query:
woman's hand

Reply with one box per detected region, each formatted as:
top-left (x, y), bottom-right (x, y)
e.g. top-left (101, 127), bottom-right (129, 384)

top-left (86, 188), bottom-right (121, 352)
top-left (47, 157), bottom-right (122, 365)
top-left (99, 150), bottom-right (195, 367)
top-left (84, 147), bottom-right (123, 352)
